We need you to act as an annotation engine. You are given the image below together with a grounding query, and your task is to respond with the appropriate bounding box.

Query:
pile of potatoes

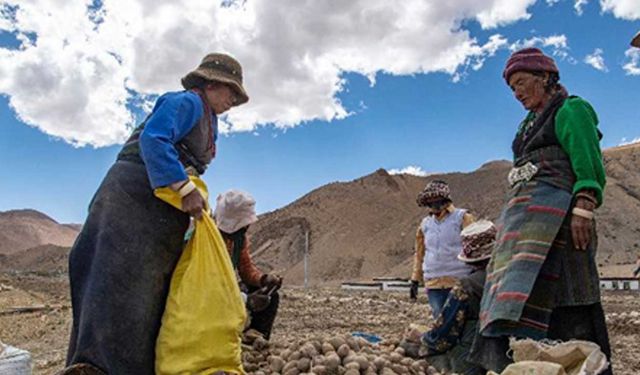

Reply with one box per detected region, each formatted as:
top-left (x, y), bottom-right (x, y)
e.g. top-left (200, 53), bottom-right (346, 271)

top-left (241, 334), bottom-right (441, 375)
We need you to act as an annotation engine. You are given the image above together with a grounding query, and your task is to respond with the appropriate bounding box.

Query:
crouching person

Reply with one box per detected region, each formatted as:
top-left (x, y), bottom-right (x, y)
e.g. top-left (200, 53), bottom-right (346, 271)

top-left (401, 220), bottom-right (496, 375)
top-left (214, 190), bottom-right (282, 340)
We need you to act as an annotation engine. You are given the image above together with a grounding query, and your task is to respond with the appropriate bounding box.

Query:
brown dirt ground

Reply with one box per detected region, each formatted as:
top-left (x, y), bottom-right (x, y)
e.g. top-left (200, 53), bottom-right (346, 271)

top-left (1, 273), bottom-right (639, 375)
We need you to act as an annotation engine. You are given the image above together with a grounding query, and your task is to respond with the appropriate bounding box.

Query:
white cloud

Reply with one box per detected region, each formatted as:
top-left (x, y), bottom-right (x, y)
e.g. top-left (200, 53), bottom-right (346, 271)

top-left (546, 0), bottom-right (561, 5)
top-left (0, 0), bottom-right (537, 147)
top-left (600, 0), bottom-right (640, 20)
top-left (623, 48), bottom-right (640, 75)
top-left (618, 137), bottom-right (640, 146)
top-left (510, 34), bottom-right (573, 61)
top-left (388, 165), bottom-right (430, 177)
top-left (574, 0), bottom-right (589, 15)
top-left (584, 48), bottom-right (608, 71)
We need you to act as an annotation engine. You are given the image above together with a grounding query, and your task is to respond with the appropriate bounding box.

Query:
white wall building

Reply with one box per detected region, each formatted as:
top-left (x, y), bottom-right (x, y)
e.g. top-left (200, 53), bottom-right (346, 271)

top-left (600, 278), bottom-right (640, 291)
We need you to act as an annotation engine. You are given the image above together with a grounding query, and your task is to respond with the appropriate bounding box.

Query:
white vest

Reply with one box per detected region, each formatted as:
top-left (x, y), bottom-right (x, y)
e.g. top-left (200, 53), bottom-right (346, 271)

top-left (421, 208), bottom-right (473, 280)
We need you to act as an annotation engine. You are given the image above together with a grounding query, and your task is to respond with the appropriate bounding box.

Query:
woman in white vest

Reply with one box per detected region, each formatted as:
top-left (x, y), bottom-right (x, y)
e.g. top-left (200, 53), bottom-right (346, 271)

top-left (410, 180), bottom-right (475, 317)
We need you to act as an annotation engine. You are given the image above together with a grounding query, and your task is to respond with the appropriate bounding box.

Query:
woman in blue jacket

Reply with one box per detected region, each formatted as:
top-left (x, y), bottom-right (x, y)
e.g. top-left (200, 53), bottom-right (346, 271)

top-left (62, 53), bottom-right (249, 375)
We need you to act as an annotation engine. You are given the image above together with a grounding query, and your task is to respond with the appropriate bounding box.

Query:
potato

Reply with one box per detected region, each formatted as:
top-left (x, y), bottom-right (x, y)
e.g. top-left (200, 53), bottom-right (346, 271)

top-left (301, 343), bottom-right (318, 358)
top-left (373, 356), bottom-right (386, 370)
top-left (311, 340), bottom-right (323, 353)
top-left (414, 360), bottom-right (427, 369)
top-left (394, 347), bottom-right (405, 356)
top-left (297, 358), bottom-right (311, 372)
top-left (283, 361), bottom-right (298, 374)
top-left (325, 354), bottom-right (341, 371)
top-left (389, 353), bottom-right (402, 363)
top-left (245, 363), bottom-right (259, 372)
top-left (355, 337), bottom-right (370, 348)
top-left (345, 362), bottom-right (360, 371)
top-left (321, 342), bottom-right (335, 355)
top-left (311, 365), bottom-right (327, 375)
top-left (329, 337), bottom-right (347, 351)
top-left (400, 358), bottom-right (413, 366)
top-left (289, 351), bottom-right (302, 361)
top-left (243, 351), bottom-right (255, 363)
top-left (360, 346), bottom-right (373, 355)
top-left (342, 354), bottom-right (357, 366)
top-left (354, 356), bottom-right (369, 371)
top-left (281, 349), bottom-right (292, 361)
top-left (336, 344), bottom-right (350, 358)
top-left (270, 357), bottom-right (286, 373)
top-left (284, 368), bottom-right (300, 375)
top-left (346, 337), bottom-right (360, 352)
top-left (392, 364), bottom-right (409, 374)
top-left (410, 361), bottom-right (423, 373)
top-left (254, 337), bottom-right (269, 351)
top-left (344, 369), bottom-right (359, 375)
top-left (312, 355), bottom-right (326, 366)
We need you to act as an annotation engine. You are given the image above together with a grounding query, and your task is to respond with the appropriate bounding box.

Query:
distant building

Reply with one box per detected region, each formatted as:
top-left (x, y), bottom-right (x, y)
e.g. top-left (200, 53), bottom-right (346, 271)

top-left (600, 277), bottom-right (640, 291)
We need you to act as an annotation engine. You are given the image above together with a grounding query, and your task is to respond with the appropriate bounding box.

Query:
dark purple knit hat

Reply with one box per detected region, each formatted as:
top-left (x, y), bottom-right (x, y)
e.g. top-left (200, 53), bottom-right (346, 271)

top-left (503, 47), bottom-right (559, 83)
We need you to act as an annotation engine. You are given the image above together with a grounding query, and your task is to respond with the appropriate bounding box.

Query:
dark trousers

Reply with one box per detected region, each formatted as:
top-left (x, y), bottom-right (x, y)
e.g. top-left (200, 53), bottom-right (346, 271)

top-left (246, 286), bottom-right (280, 340)
top-left (427, 288), bottom-right (452, 318)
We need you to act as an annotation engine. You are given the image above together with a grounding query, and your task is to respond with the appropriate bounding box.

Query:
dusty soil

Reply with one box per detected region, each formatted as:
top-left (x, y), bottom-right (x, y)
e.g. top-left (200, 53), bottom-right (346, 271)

top-left (1, 273), bottom-right (639, 375)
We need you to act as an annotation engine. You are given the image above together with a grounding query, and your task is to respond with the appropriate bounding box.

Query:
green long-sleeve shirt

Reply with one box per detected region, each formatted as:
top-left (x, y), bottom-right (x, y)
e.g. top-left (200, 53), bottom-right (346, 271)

top-left (521, 97), bottom-right (606, 205)
top-left (555, 97), bottom-right (606, 206)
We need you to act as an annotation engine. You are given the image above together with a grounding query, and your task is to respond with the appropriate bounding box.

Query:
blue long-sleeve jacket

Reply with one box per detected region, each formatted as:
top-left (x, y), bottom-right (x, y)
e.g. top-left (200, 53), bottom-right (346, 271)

top-left (139, 91), bottom-right (217, 188)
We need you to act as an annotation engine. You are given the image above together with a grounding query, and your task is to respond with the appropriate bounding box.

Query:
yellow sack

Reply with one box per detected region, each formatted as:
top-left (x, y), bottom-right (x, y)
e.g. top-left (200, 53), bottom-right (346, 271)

top-left (154, 176), bottom-right (247, 375)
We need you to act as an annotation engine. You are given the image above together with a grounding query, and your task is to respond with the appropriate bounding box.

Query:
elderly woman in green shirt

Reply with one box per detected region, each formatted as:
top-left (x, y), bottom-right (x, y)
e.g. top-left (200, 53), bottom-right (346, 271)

top-left (469, 48), bottom-right (612, 375)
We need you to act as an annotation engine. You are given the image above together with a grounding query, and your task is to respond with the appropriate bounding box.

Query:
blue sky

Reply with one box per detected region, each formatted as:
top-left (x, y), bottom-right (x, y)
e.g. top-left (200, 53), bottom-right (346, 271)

top-left (0, 0), bottom-right (639, 224)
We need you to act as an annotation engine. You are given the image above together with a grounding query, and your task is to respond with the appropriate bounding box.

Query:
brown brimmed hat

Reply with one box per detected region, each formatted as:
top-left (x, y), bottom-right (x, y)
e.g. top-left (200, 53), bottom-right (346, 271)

top-left (458, 220), bottom-right (496, 263)
top-left (181, 53), bottom-right (249, 106)
top-left (632, 32), bottom-right (640, 48)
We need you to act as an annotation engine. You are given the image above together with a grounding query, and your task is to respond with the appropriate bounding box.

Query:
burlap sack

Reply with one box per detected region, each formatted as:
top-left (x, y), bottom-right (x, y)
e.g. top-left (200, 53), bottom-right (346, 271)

top-left (500, 361), bottom-right (566, 375)
top-left (508, 338), bottom-right (609, 375)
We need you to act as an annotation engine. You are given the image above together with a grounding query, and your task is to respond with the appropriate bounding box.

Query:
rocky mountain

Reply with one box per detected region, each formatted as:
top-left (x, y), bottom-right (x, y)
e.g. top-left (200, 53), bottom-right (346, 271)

top-left (0, 244), bottom-right (69, 274)
top-left (249, 143), bottom-right (640, 285)
top-left (0, 209), bottom-right (79, 255)
top-left (2, 144), bottom-right (639, 283)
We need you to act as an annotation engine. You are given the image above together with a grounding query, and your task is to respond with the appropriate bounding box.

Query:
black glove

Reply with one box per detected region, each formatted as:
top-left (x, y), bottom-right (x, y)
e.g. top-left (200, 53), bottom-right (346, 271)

top-left (410, 280), bottom-right (419, 301)
top-left (261, 274), bottom-right (283, 291)
top-left (246, 292), bottom-right (270, 312)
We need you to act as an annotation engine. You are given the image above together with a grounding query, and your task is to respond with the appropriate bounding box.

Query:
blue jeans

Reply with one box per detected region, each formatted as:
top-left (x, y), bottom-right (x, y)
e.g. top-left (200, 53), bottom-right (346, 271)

top-left (427, 288), bottom-right (451, 318)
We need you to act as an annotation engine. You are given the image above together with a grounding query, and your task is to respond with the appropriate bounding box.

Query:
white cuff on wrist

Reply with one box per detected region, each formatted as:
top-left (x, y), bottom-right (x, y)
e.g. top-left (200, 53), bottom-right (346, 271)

top-left (572, 207), bottom-right (594, 220)
top-left (178, 181), bottom-right (197, 198)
